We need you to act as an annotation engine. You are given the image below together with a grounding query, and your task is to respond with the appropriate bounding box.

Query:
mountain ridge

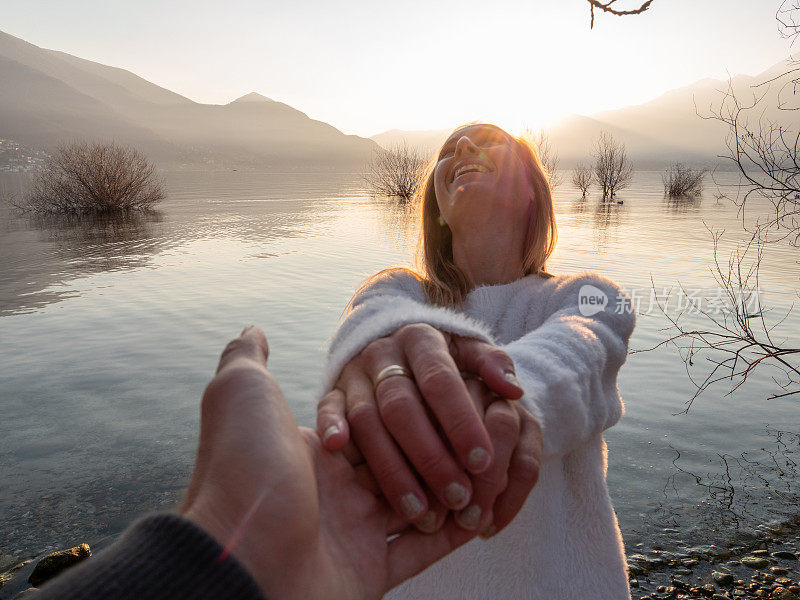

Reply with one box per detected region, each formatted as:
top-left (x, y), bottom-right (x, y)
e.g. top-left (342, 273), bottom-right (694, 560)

top-left (0, 29), bottom-right (377, 170)
top-left (369, 59), bottom-right (793, 169)
top-left (2, 27), bottom-right (791, 171)
top-left (230, 92), bottom-right (275, 104)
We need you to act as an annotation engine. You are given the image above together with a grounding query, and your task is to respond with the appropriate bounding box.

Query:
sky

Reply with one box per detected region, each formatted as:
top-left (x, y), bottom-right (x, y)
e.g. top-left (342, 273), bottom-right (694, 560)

top-left (1, 0), bottom-right (793, 137)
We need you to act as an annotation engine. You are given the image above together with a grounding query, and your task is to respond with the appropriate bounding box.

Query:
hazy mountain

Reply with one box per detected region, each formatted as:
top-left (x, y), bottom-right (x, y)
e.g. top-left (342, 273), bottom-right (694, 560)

top-left (371, 59), bottom-right (794, 169)
top-left (0, 29), bottom-right (377, 169)
top-left (0, 56), bottom-right (173, 154)
top-left (230, 92), bottom-right (275, 104)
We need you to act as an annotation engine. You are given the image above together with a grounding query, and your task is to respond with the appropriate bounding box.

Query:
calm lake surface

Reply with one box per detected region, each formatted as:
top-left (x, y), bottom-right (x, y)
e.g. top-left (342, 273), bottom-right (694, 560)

top-left (1, 170), bottom-right (798, 560)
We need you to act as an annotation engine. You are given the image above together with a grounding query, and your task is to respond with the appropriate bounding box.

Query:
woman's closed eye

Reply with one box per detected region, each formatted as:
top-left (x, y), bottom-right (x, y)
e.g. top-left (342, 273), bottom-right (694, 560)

top-left (439, 136), bottom-right (507, 160)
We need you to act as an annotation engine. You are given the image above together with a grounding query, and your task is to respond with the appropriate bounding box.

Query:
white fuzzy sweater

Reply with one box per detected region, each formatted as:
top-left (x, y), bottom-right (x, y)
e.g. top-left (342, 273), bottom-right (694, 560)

top-left (321, 269), bottom-right (636, 600)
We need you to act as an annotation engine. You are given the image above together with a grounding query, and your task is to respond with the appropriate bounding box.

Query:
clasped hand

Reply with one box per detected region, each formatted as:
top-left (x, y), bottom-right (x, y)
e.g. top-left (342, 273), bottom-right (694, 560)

top-left (182, 326), bottom-right (497, 600)
top-left (317, 323), bottom-right (543, 537)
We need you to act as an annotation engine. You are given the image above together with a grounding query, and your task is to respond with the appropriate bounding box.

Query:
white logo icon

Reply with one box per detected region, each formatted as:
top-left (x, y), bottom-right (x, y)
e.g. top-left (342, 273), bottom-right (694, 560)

top-left (578, 285), bottom-right (608, 316)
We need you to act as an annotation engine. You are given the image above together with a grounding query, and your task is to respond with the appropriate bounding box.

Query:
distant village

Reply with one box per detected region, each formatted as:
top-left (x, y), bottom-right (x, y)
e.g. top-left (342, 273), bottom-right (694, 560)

top-left (0, 138), bottom-right (48, 172)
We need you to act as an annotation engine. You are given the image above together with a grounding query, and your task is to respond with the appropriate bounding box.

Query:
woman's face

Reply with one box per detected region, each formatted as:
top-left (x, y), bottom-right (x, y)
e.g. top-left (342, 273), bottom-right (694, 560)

top-left (433, 124), bottom-right (536, 235)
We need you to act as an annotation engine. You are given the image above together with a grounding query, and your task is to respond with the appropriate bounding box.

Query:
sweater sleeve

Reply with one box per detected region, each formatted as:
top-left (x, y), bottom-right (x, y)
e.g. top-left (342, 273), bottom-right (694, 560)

top-left (34, 513), bottom-right (266, 600)
top-left (321, 268), bottom-right (497, 393)
top-left (500, 271), bottom-right (636, 460)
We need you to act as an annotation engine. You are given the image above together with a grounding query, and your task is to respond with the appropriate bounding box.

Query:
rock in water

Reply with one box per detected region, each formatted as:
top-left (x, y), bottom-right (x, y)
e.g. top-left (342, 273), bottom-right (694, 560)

top-left (28, 544), bottom-right (91, 587)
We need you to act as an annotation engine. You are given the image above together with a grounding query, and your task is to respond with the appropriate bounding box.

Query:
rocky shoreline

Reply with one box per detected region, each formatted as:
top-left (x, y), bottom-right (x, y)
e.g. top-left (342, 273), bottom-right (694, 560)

top-left (2, 517), bottom-right (800, 599)
top-left (628, 516), bottom-right (800, 599)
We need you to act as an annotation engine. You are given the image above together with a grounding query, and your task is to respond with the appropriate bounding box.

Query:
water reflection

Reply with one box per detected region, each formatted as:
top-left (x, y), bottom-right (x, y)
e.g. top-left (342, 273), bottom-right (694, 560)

top-left (372, 197), bottom-right (419, 257)
top-left (569, 195), bottom-right (591, 215)
top-left (560, 193), bottom-right (628, 251)
top-left (0, 211), bottom-right (167, 315)
top-left (594, 198), bottom-right (626, 230)
top-left (663, 193), bottom-right (703, 214)
top-left (0, 172), bottom-right (348, 315)
top-left (643, 425), bottom-right (800, 546)
top-left (35, 211), bottom-right (166, 271)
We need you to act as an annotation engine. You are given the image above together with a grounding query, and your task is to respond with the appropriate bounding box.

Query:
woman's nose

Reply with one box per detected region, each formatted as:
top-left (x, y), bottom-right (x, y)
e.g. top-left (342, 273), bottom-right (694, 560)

top-left (454, 136), bottom-right (480, 157)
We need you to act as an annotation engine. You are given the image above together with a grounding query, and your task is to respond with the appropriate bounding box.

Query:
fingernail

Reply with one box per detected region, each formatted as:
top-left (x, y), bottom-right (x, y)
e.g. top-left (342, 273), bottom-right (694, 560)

top-left (241, 325), bottom-right (255, 336)
top-left (417, 510), bottom-right (438, 533)
top-left (322, 425), bottom-right (340, 444)
top-left (479, 524), bottom-right (498, 539)
top-left (400, 493), bottom-right (425, 520)
top-left (504, 371), bottom-right (523, 390)
top-left (456, 505), bottom-right (482, 530)
top-left (468, 447), bottom-right (491, 472)
top-left (444, 482), bottom-right (469, 509)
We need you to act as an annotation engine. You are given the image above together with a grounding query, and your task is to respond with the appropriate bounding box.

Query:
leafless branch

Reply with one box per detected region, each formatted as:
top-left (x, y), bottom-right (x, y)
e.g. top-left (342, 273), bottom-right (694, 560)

top-left (693, 3), bottom-right (800, 247)
top-left (586, 0), bottom-right (654, 28)
top-left (632, 226), bottom-right (800, 414)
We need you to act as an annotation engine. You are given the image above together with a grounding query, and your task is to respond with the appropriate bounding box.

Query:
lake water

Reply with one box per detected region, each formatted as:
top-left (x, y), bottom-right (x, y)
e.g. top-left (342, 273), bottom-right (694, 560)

top-left (1, 170), bottom-right (798, 561)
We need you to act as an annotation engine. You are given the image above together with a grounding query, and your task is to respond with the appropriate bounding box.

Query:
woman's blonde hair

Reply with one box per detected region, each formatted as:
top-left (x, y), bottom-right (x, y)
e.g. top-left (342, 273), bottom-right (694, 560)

top-left (416, 122), bottom-right (557, 306)
top-left (350, 122), bottom-right (558, 312)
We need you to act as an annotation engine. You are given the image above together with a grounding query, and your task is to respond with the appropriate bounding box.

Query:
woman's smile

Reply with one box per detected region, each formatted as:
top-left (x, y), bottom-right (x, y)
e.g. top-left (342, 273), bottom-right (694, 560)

top-left (450, 160), bottom-right (494, 186)
top-left (434, 123), bottom-right (536, 227)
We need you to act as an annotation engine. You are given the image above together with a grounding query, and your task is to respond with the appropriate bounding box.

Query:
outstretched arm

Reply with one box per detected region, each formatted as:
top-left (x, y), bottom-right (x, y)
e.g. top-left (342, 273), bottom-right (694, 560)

top-left (499, 272), bottom-right (636, 459)
top-left (35, 327), bottom-right (492, 600)
top-left (321, 268), bottom-right (500, 392)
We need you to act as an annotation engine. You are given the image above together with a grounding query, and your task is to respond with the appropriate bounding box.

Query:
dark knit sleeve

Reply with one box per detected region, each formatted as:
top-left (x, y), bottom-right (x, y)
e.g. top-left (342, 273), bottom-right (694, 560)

top-left (34, 512), bottom-right (266, 600)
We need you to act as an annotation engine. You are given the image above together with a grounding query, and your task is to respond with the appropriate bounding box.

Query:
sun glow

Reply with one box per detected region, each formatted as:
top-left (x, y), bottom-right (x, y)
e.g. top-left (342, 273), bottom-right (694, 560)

top-left (0, 0), bottom-right (788, 138)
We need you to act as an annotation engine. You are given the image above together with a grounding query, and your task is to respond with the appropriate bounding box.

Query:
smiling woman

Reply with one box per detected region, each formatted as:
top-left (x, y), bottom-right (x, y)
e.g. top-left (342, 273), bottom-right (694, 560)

top-left (316, 123), bottom-right (636, 599)
top-left (422, 123), bottom-right (557, 306)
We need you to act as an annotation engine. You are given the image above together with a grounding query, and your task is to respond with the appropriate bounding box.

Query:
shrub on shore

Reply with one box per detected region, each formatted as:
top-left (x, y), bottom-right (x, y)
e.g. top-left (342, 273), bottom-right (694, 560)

top-left (20, 142), bottom-right (165, 215)
top-left (662, 163), bottom-right (707, 198)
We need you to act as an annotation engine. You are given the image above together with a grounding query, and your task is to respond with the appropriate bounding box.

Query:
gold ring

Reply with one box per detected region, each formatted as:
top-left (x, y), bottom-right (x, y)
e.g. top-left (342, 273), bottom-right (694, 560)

top-left (374, 364), bottom-right (412, 390)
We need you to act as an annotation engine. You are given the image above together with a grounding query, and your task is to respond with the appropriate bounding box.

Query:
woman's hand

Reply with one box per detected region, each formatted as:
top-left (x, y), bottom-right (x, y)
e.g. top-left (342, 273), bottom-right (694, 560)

top-left (331, 375), bottom-right (543, 536)
top-left (457, 379), bottom-right (542, 535)
top-left (316, 323), bottom-right (531, 528)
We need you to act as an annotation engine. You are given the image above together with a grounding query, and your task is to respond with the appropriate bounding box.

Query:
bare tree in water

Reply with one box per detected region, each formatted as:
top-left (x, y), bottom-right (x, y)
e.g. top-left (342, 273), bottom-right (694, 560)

top-left (662, 163), bottom-right (707, 198)
top-left (592, 132), bottom-right (634, 200)
top-left (364, 142), bottom-right (426, 202)
top-left (19, 141), bottom-right (165, 215)
top-left (572, 163), bottom-right (594, 197)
